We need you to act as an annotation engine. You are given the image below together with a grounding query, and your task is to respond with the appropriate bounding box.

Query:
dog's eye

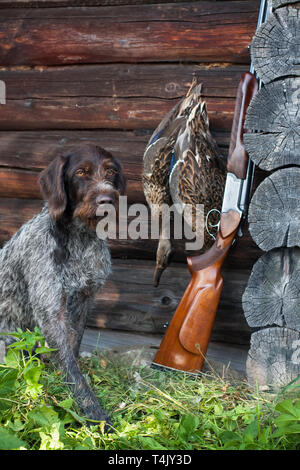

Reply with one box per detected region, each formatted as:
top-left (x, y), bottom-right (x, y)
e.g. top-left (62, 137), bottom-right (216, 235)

top-left (106, 168), bottom-right (117, 176)
top-left (75, 168), bottom-right (86, 176)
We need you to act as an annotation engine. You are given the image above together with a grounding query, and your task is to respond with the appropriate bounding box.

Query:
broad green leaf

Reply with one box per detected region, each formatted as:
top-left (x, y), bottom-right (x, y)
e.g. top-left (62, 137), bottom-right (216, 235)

top-left (23, 364), bottom-right (43, 398)
top-left (24, 364), bottom-right (42, 384)
top-left (0, 368), bottom-right (18, 396)
top-left (8, 419), bottom-right (25, 432)
top-left (221, 430), bottom-right (241, 445)
top-left (138, 436), bottom-right (166, 450)
top-left (58, 398), bottom-right (74, 409)
top-left (4, 349), bottom-right (20, 368)
top-left (35, 346), bottom-right (56, 355)
top-left (275, 414), bottom-right (300, 426)
top-left (275, 400), bottom-right (300, 418)
top-left (178, 414), bottom-right (199, 440)
top-left (57, 398), bottom-right (86, 424)
top-left (39, 423), bottom-right (65, 450)
top-left (243, 420), bottom-right (259, 441)
top-left (28, 405), bottom-right (59, 428)
top-left (0, 428), bottom-right (27, 450)
top-left (273, 423), bottom-right (300, 437)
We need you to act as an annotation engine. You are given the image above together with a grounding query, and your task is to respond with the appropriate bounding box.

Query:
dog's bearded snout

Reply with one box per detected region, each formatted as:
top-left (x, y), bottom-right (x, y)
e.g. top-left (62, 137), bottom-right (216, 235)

top-left (96, 193), bottom-right (115, 206)
top-left (65, 148), bottom-right (125, 230)
top-left (94, 181), bottom-right (117, 207)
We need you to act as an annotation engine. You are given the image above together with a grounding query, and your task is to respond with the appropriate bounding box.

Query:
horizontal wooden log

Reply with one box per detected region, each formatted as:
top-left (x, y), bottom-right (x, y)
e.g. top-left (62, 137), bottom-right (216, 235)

top-left (0, 167), bottom-right (145, 203)
top-left (0, 0), bottom-right (222, 7)
top-left (246, 327), bottom-right (300, 388)
top-left (242, 248), bottom-right (300, 330)
top-left (0, 157), bottom-right (267, 200)
top-left (0, 64), bottom-right (248, 100)
top-left (0, 1), bottom-right (259, 66)
top-left (0, 129), bottom-right (231, 171)
top-left (88, 258), bottom-right (252, 344)
top-left (250, 8), bottom-right (300, 84)
top-left (0, 0), bottom-right (254, 7)
top-left (0, 95), bottom-right (234, 132)
top-left (0, 197), bottom-right (263, 270)
top-left (0, 63), bottom-right (248, 132)
top-left (245, 78), bottom-right (300, 171)
top-left (248, 168), bottom-right (300, 251)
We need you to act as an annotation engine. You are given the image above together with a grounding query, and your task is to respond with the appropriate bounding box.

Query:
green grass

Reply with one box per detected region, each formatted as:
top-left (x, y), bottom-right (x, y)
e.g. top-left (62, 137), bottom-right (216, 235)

top-left (0, 328), bottom-right (300, 450)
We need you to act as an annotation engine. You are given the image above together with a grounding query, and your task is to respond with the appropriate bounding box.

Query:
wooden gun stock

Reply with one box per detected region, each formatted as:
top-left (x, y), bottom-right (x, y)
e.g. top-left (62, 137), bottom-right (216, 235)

top-left (152, 211), bottom-right (240, 373)
top-left (152, 73), bottom-right (259, 374)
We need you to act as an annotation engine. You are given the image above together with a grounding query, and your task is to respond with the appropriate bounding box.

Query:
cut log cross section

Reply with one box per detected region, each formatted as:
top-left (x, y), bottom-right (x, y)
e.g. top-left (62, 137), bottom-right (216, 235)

top-left (250, 7), bottom-right (300, 85)
top-left (248, 167), bottom-right (300, 251)
top-left (272, 0), bottom-right (299, 8)
top-left (247, 327), bottom-right (300, 388)
top-left (242, 248), bottom-right (300, 330)
top-left (244, 78), bottom-right (300, 171)
top-left (243, 2), bottom-right (300, 388)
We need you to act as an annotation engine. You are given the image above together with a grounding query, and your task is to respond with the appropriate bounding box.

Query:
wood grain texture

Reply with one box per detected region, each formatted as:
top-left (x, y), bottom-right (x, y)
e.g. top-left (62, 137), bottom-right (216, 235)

top-left (0, 1), bottom-right (259, 66)
top-left (248, 168), bottom-right (300, 251)
top-left (0, 129), bottom-right (230, 170)
top-left (250, 8), bottom-right (300, 84)
top-left (0, 63), bottom-right (247, 100)
top-left (0, 130), bottom-right (150, 170)
top-left (0, 167), bottom-right (144, 203)
top-left (89, 258), bottom-right (252, 344)
top-left (0, 154), bottom-right (267, 201)
top-left (242, 248), bottom-right (300, 330)
top-left (244, 78), bottom-right (300, 171)
top-left (246, 327), bottom-right (300, 388)
top-left (0, 95), bottom-right (234, 132)
top-left (0, 0), bottom-right (227, 7)
top-left (0, 62), bottom-right (242, 132)
top-left (0, 197), bottom-right (263, 270)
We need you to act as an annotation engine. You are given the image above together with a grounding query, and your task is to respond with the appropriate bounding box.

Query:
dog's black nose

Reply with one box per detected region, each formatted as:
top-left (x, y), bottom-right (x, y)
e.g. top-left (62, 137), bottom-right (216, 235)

top-left (96, 194), bottom-right (114, 205)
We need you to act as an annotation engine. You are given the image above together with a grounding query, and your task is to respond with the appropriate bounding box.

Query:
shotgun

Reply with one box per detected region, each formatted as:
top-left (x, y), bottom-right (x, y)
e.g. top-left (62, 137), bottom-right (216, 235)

top-left (152, 0), bottom-right (271, 374)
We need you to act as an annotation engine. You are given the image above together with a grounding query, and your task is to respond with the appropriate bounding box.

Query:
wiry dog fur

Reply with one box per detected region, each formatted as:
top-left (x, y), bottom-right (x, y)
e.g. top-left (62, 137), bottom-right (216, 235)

top-left (0, 144), bottom-right (126, 426)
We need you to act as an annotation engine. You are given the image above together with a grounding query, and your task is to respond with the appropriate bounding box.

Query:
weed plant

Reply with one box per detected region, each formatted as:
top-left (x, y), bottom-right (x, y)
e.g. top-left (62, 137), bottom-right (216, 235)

top-left (0, 328), bottom-right (299, 450)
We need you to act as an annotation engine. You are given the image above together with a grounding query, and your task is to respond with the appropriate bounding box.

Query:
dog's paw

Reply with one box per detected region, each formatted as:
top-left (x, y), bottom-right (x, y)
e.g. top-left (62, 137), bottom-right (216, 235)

top-left (83, 404), bottom-right (113, 432)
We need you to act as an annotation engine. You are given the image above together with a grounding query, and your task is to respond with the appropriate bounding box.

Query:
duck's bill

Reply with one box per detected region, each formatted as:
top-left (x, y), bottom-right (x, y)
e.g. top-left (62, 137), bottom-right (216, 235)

top-left (153, 265), bottom-right (165, 287)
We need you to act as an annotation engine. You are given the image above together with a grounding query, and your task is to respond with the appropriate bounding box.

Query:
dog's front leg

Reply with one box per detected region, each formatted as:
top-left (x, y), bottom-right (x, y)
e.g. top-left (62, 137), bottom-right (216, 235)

top-left (66, 291), bottom-right (91, 359)
top-left (37, 307), bottom-right (111, 427)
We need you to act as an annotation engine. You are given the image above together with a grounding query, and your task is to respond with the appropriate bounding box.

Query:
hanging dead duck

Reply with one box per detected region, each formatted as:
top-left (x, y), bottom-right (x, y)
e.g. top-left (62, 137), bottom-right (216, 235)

top-left (142, 84), bottom-right (200, 286)
top-left (169, 99), bottom-right (226, 255)
top-left (142, 81), bottom-right (225, 286)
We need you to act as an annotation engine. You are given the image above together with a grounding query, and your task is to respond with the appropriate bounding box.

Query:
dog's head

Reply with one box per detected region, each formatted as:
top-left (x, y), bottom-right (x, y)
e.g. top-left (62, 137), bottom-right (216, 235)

top-left (39, 144), bottom-right (126, 230)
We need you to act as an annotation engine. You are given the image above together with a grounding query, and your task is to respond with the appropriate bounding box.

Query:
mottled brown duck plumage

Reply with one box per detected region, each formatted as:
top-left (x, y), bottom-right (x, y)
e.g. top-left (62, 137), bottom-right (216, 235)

top-left (142, 81), bottom-right (226, 286)
top-left (170, 99), bottom-right (226, 252)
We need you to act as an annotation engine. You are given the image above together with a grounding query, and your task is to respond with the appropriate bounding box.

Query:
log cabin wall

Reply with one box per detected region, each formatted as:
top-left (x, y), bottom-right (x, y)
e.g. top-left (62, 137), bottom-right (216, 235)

top-left (0, 0), bottom-right (262, 346)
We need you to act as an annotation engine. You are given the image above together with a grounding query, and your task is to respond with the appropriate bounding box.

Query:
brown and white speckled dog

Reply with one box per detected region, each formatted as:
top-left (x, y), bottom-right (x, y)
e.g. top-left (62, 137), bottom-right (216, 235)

top-left (0, 144), bottom-right (126, 426)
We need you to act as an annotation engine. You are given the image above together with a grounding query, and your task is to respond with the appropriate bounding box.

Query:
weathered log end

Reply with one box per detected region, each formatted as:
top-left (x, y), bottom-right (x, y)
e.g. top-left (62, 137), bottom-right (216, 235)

top-left (250, 7), bottom-right (300, 84)
top-left (246, 327), bottom-right (300, 389)
top-left (242, 247), bottom-right (300, 329)
top-left (244, 78), bottom-right (300, 171)
top-left (248, 168), bottom-right (300, 251)
top-left (272, 0), bottom-right (299, 8)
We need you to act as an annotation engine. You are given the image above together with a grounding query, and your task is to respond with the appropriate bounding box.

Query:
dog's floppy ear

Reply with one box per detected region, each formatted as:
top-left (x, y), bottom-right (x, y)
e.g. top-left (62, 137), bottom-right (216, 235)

top-left (39, 154), bottom-right (69, 222)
